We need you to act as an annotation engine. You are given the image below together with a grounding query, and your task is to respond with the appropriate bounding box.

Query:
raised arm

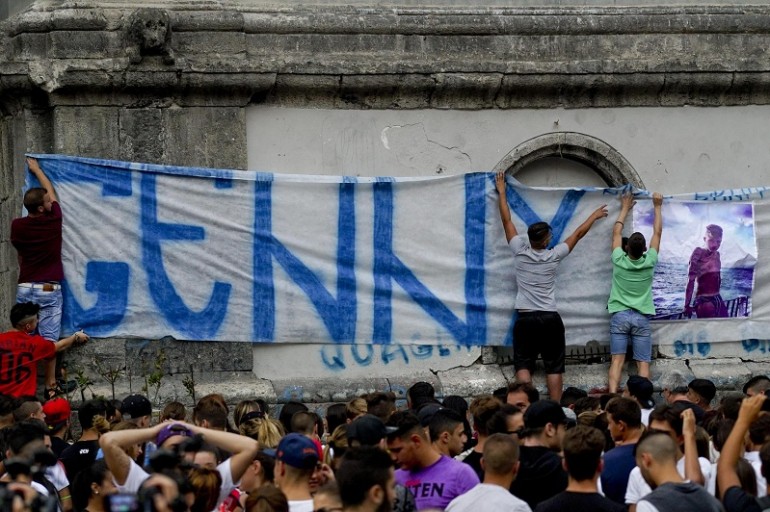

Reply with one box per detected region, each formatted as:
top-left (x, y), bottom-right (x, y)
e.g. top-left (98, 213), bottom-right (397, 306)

top-left (495, 172), bottom-right (517, 243)
top-left (717, 394), bottom-right (765, 498)
top-left (680, 408), bottom-right (704, 485)
top-left (613, 193), bottom-right (635, 250)
top-left (182, 422), bottom-right (259, 483)
top-left (27, 158), bottom-right (57, 203)
top-left (99, 423), bottom-right (166, 485)
top-left (649, 193), bottom-right (663, 252)
top-left (564, 204), bottom-right (609, 252)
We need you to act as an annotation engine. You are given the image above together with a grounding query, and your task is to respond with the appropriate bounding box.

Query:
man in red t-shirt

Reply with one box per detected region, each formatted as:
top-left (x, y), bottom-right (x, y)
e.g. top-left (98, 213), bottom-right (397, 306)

top-left (11, 158), bottom-right (65, 339)
top-left (0, 302), bottom-right (88, 397)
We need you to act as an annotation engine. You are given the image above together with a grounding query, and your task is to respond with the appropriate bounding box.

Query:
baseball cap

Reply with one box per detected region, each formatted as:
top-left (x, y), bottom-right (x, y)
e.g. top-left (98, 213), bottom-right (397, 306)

top-left (347, 414), bottom-right (387, 446)
top-left (121, 394), bottom-right (152, 419)
top-left (156, 424), bottom-right (193, 448)
top-left (42, 398), bottom-right (71, 430)
top-left (277, 433), bottom-right (320, 469)
top-left (524, 400), bottom-right (567, 429)
top-left (688, 378), bottom-right (717, 403)
top-left (417, 403), bottom-right (443, 427)
top-left (627, 376), bottom-right (655, 409)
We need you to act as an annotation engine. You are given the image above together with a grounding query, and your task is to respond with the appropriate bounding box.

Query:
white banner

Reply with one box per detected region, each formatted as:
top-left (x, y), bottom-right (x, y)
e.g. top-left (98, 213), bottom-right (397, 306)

top-left (22, 154), bottom-right (766, 346)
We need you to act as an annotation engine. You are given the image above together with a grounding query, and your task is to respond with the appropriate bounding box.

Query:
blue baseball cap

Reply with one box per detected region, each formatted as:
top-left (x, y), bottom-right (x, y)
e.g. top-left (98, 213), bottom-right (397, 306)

top-left (276, 433), bottom-right (319, 470)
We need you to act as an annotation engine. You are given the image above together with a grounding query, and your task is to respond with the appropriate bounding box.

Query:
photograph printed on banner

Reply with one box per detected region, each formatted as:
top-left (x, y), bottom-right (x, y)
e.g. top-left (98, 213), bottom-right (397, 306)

top-left (632, 200), bottom-right (757, 320)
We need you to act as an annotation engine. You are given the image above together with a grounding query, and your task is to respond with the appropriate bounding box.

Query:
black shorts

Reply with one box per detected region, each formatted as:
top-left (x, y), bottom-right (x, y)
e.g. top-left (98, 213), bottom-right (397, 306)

top-left (513, 311), bottom-right (566, 375)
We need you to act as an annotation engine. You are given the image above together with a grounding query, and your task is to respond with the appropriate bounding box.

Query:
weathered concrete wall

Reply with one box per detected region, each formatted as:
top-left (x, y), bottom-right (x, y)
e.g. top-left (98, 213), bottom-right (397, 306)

top-left (2, 1), bottom-right (770, 407)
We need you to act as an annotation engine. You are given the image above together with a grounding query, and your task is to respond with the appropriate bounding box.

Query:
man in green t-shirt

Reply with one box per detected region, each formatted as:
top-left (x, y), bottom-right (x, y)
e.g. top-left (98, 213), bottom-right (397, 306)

top-left (607, 192), bottom-right (663, 393)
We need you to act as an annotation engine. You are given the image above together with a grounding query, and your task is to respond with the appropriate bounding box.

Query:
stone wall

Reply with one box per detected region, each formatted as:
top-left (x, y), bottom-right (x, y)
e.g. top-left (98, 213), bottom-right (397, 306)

top-left (2, 1), bottom-right (770, 409)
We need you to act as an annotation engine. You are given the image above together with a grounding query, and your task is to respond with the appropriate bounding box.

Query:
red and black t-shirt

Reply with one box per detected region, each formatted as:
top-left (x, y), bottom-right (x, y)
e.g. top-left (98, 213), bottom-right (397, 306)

top-left (0, 330), bottom-right (55, 397)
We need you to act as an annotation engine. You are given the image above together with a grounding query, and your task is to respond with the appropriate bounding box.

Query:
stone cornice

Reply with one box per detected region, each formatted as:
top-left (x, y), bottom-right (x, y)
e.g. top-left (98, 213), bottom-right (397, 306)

top-left (4, 3), bottom-right (770, 106)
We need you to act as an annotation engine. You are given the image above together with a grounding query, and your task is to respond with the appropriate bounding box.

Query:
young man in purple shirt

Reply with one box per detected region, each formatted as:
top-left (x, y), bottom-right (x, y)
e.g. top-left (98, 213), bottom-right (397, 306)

top-left (386, 411), bottom-right (479, 510)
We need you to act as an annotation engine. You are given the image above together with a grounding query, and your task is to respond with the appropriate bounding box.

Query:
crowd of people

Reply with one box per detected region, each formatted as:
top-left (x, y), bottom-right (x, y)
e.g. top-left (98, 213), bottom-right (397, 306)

top-left (0, 374), bottom-right (767, 512)
top-left (2, 144), bottom-right (764, 512)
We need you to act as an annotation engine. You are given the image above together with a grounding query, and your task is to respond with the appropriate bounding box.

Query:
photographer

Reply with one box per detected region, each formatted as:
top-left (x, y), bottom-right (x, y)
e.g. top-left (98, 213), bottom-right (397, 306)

top-left (100, 421), bottom-right (258, 507)
top-left (1, 420), bottom-right (60, 511)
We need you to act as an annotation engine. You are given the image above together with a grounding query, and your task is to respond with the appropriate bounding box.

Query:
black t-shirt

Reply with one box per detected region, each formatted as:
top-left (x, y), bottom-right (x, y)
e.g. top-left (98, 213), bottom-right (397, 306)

top-left (535, 491), bottom-right (626, 512)
top-left (50, 436), bottom-right (69, 458)
top-left (723, 486), bottom-right (763, 512)
top-left (509, 446), bottom-right (568, 509)
top-left (460, 450), bottom-right (484, 481)
top-left (59, 439), bottom-right (100, 481)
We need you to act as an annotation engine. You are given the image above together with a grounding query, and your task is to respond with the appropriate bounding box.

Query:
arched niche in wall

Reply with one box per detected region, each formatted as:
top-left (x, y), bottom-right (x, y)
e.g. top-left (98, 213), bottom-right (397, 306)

top-left (492, 132), bottom-right (643, 189)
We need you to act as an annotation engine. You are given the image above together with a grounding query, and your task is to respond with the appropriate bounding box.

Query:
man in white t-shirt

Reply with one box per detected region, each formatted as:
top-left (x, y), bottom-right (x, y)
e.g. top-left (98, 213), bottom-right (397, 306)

top-left (625, 404), bottom-right (711, 511)
top-left (275, 433), bottom-right (321, 512)
top-left (447, 433), bottom-right (531, 512)
top-left (495, 172), bottom-right (607, 402)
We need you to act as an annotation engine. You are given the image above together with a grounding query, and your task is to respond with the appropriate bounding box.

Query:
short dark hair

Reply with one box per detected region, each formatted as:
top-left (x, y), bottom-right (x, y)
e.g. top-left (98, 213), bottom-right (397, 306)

top-left (6, 419), bottom-right (47, 455)
top-left (527, 222), bottom-right (551, 244)
top-left (407, 382), bottom-right (436, 410)
top-left (337, 447), bottom-right (393, 507)
top-left (160, 401), bottom-right (187, 422)
top-left (23, 187), bottom-right (47, 213)
top-left (78, 399), bottom-right (108, 430)
top-left (605, 397), bottom-right (642, 429)
top-left (713, 419), bottom-right (736, 452)
top-left (749, 413), bottom-right (770, 446)
top-left (10, 302), bottom-right (40, 328)
top-left (634, 429), bottom-right (678, 463)
top-left (487, 404), bottom-right (522, 436)
top-left (482, 433), bottom-right (519, 475)
top-left (561, 387), bottom-right (588, 408)
top-left (290, 411), bottom-right (318, 436)
top-left (12, 396), bottom-right (41, 423)
top-left (627, 232), bottom-right (646, 258)
top-left (562, 426), bottom-right (605, 481)
top-left (428, 409), bottom-right (463, 442)
top-left (507, 382), bottom-right (540, 404)
top-left (326, 403), bottom-right (347, 435)
top-left (278, 401), bottom-right (308, 434)
top-left (649, 403), bottom-right (684, 437)
top-left (385, 411), bottom-right (422, 441)
top-left (573, 396), bottom-right (600, 417)
top-left (442, 396), bottom-right (469, 417)
top-left (365, 392), bottom-right (396, 423)
top-left (193, 397), bottom-right (229, 430)
top-left (0, 394), bottom-right (16, 418)
top-left (706, 224), bottom-right (723, 237)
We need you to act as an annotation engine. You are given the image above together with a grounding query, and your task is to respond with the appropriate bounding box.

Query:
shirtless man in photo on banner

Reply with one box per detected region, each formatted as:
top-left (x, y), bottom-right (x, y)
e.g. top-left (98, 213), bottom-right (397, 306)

top-left (684, 224), bottom-right (727, 318)
top-left (495, 172), bottom-right (608, 402)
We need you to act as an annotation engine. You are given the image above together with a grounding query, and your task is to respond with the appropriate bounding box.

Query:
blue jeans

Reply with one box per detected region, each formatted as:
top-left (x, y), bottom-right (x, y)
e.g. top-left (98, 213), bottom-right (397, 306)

top-left (610, 309), bottom-right (652, 362)
top-left (16, 285), bottom-right (63, 341)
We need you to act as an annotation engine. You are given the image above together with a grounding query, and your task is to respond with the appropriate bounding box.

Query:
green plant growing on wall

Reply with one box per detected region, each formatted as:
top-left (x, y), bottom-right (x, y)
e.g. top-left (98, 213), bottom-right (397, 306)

top-left (182, 364), bottom-right (196, 404)
top-left (142, 348), bottom-right (167, 406)
top-left (73, 368), bottom-right (95, 402)
top-left (93, 359), bottom-right (125, 400)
